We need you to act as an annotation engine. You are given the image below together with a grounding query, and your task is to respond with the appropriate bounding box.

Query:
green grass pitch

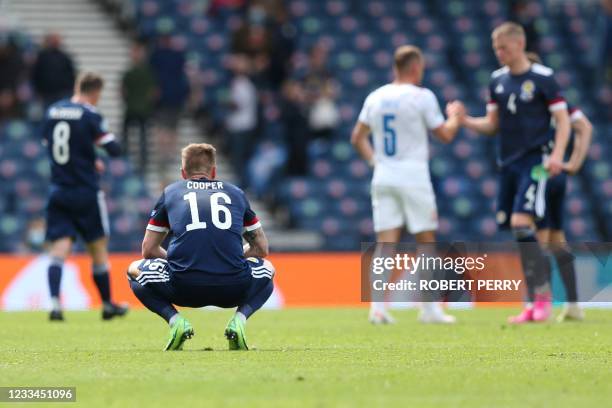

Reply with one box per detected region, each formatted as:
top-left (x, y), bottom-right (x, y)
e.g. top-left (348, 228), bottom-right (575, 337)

top-left (1, 308), bottom-right (611, 407)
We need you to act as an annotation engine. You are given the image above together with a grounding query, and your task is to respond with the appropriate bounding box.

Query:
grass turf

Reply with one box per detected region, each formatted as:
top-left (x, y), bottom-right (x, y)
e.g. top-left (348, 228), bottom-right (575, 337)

top-left (1, 308), bottom-right (611, 407)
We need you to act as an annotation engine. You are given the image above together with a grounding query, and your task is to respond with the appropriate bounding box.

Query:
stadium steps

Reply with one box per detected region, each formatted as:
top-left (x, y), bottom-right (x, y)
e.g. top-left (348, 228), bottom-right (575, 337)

top-left (5, 0), bottom-right (128, 134)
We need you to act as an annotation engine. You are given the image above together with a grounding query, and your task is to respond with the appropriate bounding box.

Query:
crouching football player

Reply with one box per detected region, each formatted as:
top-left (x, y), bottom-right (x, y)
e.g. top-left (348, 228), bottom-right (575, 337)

top-left (127, 143), bottom-right (274, 350)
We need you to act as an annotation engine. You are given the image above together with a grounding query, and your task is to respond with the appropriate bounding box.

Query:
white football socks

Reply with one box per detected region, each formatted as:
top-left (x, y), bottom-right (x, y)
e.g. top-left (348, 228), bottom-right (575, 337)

top-left (236, 312), bottom-right (247, 324)
top-left (168, 314), bottom-right (180, 327)
top-left (51, 297), bottom-right (61, 312)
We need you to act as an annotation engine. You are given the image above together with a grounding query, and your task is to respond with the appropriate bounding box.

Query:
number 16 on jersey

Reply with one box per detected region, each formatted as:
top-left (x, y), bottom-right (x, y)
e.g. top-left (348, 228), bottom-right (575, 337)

top-left (183, 192), bottom-right (232, 231)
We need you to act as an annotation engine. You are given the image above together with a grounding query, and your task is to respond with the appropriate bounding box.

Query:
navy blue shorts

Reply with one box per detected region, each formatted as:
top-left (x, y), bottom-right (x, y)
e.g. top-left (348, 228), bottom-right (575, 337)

top-left (45, 187), bottom-right (109, 243)
top-left (536, 172), bottom-right (566, 231)
top-left (131, 258), bottom-right (275, 308)
top-left (496, 151), bottom-right (549, 229)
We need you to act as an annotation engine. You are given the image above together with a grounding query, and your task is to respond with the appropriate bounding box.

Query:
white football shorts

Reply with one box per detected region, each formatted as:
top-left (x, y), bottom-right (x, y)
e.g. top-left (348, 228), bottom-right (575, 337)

top-left (371, 183), bottom-right (438, 234)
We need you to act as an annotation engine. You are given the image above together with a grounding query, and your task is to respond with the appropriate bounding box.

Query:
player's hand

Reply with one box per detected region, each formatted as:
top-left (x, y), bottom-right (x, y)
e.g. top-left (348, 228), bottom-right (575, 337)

top-left (95, 159), bottom-right (106, 174)
top-left (562, 161), bottom-right (579, 175)
top-left (544, 155), bottom-right (564, 177)
top-left (446, 101), bottom-right (466, 121)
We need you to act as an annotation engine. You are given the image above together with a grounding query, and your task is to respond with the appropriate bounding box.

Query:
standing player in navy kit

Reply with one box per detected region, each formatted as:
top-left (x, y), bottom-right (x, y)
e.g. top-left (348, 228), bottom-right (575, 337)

top-left (526, 52), bottom-right (594, 322)
top-left (536, 104), bottom-right (592, 322)
top-left (42, 72), bottom-right (128, 321)
top-left (127, 143), bottom-right (275, 351)
top-left (448, 22), bottom-right (571, 323)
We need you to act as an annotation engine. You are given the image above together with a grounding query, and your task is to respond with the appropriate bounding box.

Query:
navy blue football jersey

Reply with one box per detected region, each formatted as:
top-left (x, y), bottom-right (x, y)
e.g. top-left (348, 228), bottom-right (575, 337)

top-left (42, 99), bottom-right (117, 191)
top-left (487, 63), bottom-right (567, 167)
top-left (147, 178), bottom-right (261, 283)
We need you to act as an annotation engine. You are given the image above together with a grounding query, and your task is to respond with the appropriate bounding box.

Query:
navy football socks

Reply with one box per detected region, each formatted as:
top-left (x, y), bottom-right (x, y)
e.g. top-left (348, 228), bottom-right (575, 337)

top-left (48, 257), bottom-right (63, 310)
top-left (513, 227), bottom-right (551, 299)
top-left (553, 248), bottom-right (578, 303)
top-left (93, 264), bottom-right (112, 306)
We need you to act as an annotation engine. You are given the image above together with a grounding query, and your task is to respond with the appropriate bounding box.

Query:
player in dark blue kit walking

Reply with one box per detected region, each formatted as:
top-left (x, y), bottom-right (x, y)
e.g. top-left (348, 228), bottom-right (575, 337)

top-left (42, 72), bottom-right (128, 321)
top-left (127, 143), bottom-right (274, 351)
top-left (448, 22), bottom-right (571, 323)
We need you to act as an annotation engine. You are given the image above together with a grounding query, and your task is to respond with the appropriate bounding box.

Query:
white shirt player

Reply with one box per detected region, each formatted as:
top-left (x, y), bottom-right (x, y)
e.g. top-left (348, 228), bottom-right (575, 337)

top-left (358, 83), bottom-right (445, 187)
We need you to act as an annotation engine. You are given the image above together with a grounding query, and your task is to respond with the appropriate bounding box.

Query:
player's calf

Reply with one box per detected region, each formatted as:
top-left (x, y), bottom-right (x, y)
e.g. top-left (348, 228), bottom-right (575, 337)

top-left (511, 223), bottom-right (551, 295)
top-left (46, 237), bottom-right (72, 322)
top-left (511, 220), bottom-right (552, 323)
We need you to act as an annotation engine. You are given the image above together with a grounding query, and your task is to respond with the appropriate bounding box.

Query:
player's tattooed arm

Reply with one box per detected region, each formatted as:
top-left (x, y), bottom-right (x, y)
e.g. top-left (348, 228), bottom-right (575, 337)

top-left (243, 227), bottom-right (269, 258)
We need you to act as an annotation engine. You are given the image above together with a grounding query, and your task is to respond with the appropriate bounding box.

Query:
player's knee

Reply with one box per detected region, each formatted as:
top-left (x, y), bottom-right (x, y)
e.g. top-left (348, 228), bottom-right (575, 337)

top-left (262, 259), bottom-right (276, 279)
top-left (87, 238), bottom-right (109, 265)
top-left (512, 225), bottom-right (536, 242)
top-left (550, 230), bottom-right (566, 243)
top-left (49, 237), bottom-right (72, 259)
top-left (510, 213), bottom-right (533, 229)
top-left (415, 230), bottom-right (436, 244)
top-left (127, 260), bottom-right (143, 279)
top-left (250, 258), bottom-right (275, 280)
top-left (536, 229), bottom-right (550, 245)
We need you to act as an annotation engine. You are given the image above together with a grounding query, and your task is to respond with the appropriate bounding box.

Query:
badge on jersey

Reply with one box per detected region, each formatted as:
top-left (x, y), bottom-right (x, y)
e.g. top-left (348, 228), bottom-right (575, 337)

top-left (520, 80), bottom-right (535, 102)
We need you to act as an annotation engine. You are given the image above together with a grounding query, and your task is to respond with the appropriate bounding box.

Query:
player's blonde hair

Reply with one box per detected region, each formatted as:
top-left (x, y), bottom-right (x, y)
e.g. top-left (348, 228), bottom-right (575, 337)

top-left (492, 22), bottom-right (526, 40)
top-left (181, 143), bottom-right (217, 177)
top-left (75, 72), bottom-right (104, 94)
top-left (394, 45), bottom-right (423, 73)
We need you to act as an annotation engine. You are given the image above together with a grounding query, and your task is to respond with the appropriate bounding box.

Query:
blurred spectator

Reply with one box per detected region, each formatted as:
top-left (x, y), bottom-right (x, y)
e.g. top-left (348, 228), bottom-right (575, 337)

top-left (231, 20), bottom-right (272, 87)
top-left (149, 34), bottom-right (190, 125)
top-left (18, 217), bottom-right (46, 254)
top-left (121, 41), bottom-right (156, 173)
top-left (230, 0), bottom-right (294, 90)
top-left (303, 42), bottom-right (339, 140)
top-left (280, 80), bottom-right (308, 176)
top-left (509, 0), bottom-right (540, 52)
top-left (31, 33), bottom-right (76, 108)
top-left (265, 1), bottom-right (296, 89)
top-left (225, 54), bottom-right (258, 184)
top-left (0, 33), bottom-right (25, 121)
top-left (149, 34), bottom-right (190, 171)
